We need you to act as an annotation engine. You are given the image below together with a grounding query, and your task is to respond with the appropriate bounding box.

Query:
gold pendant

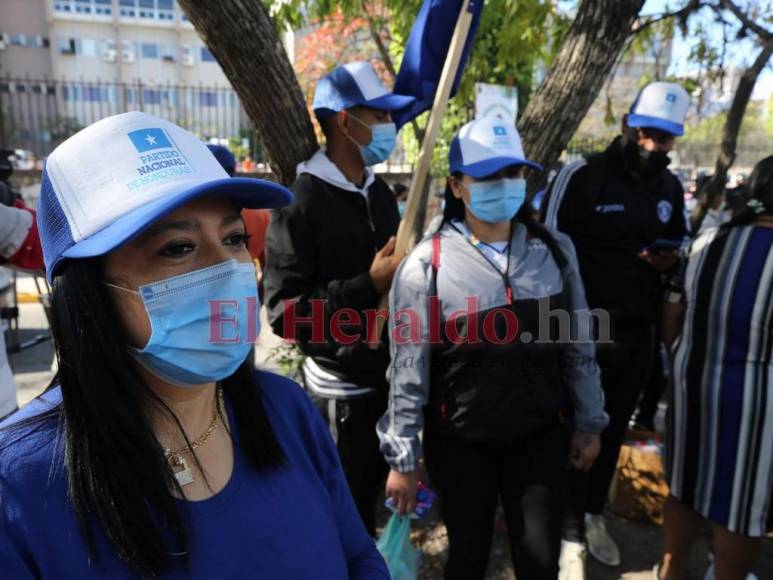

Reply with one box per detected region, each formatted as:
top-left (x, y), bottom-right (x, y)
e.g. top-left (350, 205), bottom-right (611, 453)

top-left (167, 453), bottom-right (194, 487)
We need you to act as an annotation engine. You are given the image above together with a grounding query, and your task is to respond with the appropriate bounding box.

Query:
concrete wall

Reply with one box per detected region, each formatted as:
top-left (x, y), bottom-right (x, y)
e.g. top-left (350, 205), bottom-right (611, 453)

top-left (0, 0), bottom-right (53, 79)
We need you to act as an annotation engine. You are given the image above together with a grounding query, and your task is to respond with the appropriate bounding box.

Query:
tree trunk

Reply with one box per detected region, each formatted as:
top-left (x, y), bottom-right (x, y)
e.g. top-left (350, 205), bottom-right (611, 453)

top-left (692, 40), bottom-right (773, 231)
top-left (518, 0), bottom-right (645, 193)
top-left (177, 0), bottom-right (318, 186)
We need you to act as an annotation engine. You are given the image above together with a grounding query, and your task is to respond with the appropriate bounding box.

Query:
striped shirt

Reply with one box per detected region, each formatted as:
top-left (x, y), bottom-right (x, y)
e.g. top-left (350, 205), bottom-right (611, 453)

top-left (667, 225), bottom-right (773, 536)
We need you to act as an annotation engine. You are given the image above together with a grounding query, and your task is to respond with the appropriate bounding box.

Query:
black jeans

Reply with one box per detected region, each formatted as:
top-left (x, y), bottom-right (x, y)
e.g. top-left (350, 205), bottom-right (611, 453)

top-left (309, 389), bottom-right (389, 537)
top-left (564, 321), bottom-right (655, 541)
top-left (425, 424), bottom-right (568, 580)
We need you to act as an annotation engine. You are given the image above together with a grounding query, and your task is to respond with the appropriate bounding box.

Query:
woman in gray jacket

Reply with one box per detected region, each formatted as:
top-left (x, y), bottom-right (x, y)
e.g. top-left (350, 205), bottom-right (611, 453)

top-left (377, 118), bottom-right (608, 579)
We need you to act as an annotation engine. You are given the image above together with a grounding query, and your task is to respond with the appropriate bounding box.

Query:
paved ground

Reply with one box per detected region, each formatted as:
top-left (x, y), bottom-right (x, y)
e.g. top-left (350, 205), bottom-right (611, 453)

top-left (8, 276), bottom-right (773, 579)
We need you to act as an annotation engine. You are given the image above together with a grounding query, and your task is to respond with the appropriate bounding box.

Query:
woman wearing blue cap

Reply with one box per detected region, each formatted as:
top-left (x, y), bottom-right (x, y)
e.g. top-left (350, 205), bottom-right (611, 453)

top-left (377, 117), bottom-right (608, 579)
top-left (0, 112), bottom-right (388, 578)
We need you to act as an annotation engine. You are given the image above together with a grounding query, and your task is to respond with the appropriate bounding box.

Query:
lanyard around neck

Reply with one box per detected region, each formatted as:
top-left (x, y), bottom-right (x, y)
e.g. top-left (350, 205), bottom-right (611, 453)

top-left (451, 220), bottom-right (514, 304)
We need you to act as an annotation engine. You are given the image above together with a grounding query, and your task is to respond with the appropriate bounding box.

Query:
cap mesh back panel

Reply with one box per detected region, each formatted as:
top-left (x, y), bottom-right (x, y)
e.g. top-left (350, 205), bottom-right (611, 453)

top-left (38, 169), bottom-right (74, 279)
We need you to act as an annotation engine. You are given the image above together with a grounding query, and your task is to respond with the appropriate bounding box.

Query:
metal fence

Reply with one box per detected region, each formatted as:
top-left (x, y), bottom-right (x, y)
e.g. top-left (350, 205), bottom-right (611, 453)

top-left (0, 76), bottom-right (263, 161)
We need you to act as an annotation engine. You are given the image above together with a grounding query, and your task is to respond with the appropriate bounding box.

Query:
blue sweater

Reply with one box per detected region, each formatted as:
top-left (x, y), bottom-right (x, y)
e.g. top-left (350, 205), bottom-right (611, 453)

top-left (0, 371), bottom-right (388, 579)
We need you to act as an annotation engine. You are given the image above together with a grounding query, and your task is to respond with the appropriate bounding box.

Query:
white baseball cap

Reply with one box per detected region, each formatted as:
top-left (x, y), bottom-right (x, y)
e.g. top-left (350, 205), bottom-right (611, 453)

top-left (312, 61), bottom-right (415, 120)
top-left (38, 111), bottom-right (292, 280)
top-left (627, 81), bottom-right (690, 136)
top-left (449, 117), bottom-right (541, 178)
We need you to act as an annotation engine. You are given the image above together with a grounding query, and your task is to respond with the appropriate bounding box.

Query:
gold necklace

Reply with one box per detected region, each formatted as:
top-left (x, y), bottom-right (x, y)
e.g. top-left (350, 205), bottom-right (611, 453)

top-left (164, 387), bottom-right (225, 487)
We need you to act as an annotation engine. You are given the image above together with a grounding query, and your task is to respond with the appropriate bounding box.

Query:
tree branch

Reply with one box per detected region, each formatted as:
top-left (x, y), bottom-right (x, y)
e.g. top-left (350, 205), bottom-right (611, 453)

top-left (631, 0), bottom-right (706, 35)
top-left (692, 38), bottom-right (773, 229)
top-left (717, 0), bottom-right (772, 40)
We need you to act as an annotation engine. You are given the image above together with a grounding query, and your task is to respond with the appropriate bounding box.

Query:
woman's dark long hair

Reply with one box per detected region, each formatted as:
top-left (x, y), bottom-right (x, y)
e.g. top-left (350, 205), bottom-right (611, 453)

top-left (440, 173), bottom-right (559, 246)
top-left (721, 155), bottom-right (773, 230)
top-left (6, 258), bottom-right (284, 576)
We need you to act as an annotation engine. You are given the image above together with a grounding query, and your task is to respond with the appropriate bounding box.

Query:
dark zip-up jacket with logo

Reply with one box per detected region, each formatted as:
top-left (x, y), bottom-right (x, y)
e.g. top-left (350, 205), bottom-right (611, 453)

top-left (542, 137), bottom-right (687, 324)
top-left (264, 150), bottom-right (400, 396)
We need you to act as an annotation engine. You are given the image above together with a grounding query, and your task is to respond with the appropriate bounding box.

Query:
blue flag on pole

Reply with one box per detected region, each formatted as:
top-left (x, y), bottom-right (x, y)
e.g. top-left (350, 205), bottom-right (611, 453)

top-left (391, 0), bottom-right (484, 129)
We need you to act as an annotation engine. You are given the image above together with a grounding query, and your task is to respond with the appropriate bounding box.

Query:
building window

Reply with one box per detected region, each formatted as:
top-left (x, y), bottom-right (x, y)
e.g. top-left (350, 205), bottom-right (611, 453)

top-left (157, 0), bottom-right (174, 20)
top-left (74, 0), bottom-right (92, 14)
top-left (54, 0), bottom-right (112, 16)
top-left (199, 91), bottom-right (218, 107)
top-left (94, 0), bottom-right (112, 15)
top-left (160, 44), bottom-right (176, 62)
top-left (57, 37), bottom-right (79, 55)
top-left (200, 46), bottom-right (216, 63)
top-left (119, 0), bottom-right (177, 21)
top-left (138, 0), bottom-right (154, 19)
top-left (141, 42), bottom-right (158, 59)
top-left (81, 38), bottom-right (97, 57)
top-left (119, 0), bottom-right (137, 18)
top-left (10, 34), bottom-right (26, 46)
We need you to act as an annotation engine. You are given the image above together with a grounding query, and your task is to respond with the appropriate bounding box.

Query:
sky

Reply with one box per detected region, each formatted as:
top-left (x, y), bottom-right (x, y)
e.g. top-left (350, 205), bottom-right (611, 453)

top-left (641, 0), bottom-right (773, 100)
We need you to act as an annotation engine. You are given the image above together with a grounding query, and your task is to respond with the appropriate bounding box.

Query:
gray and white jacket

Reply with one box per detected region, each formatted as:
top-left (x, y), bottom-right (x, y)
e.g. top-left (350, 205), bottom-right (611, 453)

top-left (376, 220), bottom-right (609, 473)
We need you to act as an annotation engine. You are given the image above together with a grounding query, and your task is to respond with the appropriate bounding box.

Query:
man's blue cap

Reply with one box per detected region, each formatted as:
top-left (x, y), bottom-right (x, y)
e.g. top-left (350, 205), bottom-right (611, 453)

top-left (312, 61), bottom-right (415, 120)
top-left (627, 82), bottom-right (690, 137)
top-left (206, 144), bottom-right (236, 175)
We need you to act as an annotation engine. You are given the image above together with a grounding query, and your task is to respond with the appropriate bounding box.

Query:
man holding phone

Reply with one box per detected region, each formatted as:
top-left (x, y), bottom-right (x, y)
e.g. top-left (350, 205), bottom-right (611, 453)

top-left (542, 82), bottom-right (689, 579)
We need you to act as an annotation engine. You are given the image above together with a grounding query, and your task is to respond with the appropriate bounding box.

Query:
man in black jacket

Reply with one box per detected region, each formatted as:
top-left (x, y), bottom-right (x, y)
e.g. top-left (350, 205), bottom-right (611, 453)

top-left (542, 82), bottom-right (690, 578)
top-left (264, 61), bottom-right (413, 535)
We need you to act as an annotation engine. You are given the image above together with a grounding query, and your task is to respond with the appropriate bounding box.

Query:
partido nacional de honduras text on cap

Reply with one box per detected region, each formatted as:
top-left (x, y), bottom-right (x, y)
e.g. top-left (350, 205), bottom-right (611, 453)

top-left (312, 61), bottom-right (415, 120)
top-left (38, 111), bottom-right (292, 280)
top-left (627, 81), bottom-right (690, 136)
top-left (449, 117), bottom-right (542, 178)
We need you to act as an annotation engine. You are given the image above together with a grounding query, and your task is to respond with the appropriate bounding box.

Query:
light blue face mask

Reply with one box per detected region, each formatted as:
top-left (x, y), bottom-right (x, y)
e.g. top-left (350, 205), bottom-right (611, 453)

top-left (348, 114), bottom-right (397, 166)
top-left (107, 259), bottom-right (260, 386)
top-left (465, 177), bottom-right (526, 223)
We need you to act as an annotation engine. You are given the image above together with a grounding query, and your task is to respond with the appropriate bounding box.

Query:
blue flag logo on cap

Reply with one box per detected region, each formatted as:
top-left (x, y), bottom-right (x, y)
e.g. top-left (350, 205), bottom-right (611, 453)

top-left (128, 128), bottom-right (173, 153)
top-left (493, 126), bottom-right (507, 136)
top-left (666, 93), bottom-right (677, 103)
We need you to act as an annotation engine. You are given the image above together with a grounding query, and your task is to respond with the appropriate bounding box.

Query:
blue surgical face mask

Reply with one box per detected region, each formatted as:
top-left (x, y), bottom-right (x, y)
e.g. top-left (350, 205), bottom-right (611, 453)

top-left (348, 114), bottom-right (397, 166)
top-left (465, 177), bottom-right (526, 223)
top-left (107, 259), bottom-right (259, 386)
top-left (397, 200), bottom-right (407, 217)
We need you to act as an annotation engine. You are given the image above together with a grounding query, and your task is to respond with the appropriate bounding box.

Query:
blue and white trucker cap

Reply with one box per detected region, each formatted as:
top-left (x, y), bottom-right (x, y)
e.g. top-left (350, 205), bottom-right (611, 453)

top-left (312, 61), bottom-right (415, 120)
top-left (449, 117), bottom-right (542, 178)
top-left (38, 111), bottom-right (292, 280)
top-left (627, 81), bottom-right (690, 136)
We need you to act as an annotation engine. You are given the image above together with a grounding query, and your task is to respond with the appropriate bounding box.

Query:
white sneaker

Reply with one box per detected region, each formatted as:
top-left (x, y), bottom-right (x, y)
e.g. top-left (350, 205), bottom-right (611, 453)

top-left (584, 514), bottom-right (621, 567)
top-left (558, 540), bottom-right (586, 580)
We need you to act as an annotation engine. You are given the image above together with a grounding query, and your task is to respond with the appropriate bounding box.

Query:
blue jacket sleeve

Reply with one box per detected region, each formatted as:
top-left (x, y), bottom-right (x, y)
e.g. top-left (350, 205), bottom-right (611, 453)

top-left (306, 398), bottom-right (389, 579)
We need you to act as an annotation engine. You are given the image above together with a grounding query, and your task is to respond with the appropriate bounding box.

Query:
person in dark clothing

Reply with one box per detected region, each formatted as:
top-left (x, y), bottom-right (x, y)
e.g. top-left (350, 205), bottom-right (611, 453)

top-left (263, 61), bottom-right (413, 536)
top-left (631, 337), bottom-right (669, 432)
top-left (542, 82), bottom-right (690, 578)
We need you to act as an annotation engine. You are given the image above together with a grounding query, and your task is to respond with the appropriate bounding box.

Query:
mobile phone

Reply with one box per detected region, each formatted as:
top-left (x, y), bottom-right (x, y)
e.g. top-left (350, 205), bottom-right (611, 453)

top-left (644, 238), bottom-right (682, 254)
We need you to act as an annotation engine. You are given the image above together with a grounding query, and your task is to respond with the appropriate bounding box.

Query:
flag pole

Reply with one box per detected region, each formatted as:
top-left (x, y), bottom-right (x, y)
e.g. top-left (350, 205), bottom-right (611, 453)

top-left (367, 0), bottom-right (474, 347)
